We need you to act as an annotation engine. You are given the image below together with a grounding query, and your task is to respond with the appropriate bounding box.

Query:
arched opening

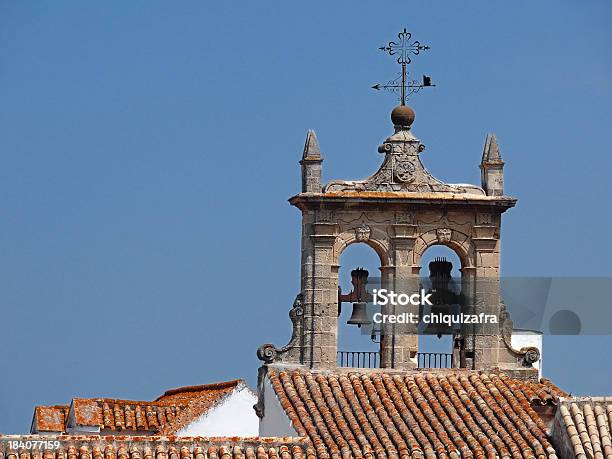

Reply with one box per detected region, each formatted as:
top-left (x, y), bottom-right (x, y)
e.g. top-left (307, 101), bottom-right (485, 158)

top-left (418, 244), bottom-right (463, 368)
top-left (336, 242), bottom-right (382, 367)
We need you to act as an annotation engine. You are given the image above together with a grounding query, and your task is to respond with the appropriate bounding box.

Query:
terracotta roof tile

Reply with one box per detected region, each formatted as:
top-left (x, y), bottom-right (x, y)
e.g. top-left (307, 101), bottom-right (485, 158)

top-left (555, 397), bottom-right (612, 458)
top-left (70, 399), bottom-right (181, 432)
top-left (31, 380), bottom-right (246, 435)
top-left (158, 381), bottom-right (248, 435)
top-left (31, 406), bottom-right (70, 433)
top-left (154, 380), bottom-right (242, 404)
top-left (72, 399), bottom-right (103, 427)
top-left (267, 368), bottom-right (566, 459)
top-left (0, 436), bottom-right (311, 459)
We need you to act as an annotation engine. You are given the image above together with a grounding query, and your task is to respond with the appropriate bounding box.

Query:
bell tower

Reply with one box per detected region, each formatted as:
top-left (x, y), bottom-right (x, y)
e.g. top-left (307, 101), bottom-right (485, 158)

top-left (257, 29), bottom-right (541, 375)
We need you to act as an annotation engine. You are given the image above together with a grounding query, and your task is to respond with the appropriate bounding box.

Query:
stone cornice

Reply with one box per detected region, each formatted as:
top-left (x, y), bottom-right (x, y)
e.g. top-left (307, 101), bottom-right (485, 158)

top-left (290, 192), bottom-right (517, 212)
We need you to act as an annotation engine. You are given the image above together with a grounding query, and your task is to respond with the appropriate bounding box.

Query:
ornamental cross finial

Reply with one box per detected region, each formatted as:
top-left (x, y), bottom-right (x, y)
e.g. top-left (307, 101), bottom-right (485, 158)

top-left (372, 28), bottom-right (435, 106)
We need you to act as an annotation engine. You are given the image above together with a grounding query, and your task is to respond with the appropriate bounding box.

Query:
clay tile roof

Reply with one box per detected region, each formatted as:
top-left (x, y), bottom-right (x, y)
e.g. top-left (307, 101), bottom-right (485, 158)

top-left (554, 396), bottom-right (612, 458)
top-left (0, 435), bottom-right (312, 459)
top-left (31, 380), bottom-right (247, 435)
top-left (267, 368), bottom-right (567, 459)
top-left (155, 379), bottom-right (243, 404)
top-left (31, 406), bottom-right (70, 433)
top-left (156, 381), bottom-right (248, 435)
top-left (71, 399), bottom-right (103, 427)
top-left (69, 398), bottom-right (183, 432)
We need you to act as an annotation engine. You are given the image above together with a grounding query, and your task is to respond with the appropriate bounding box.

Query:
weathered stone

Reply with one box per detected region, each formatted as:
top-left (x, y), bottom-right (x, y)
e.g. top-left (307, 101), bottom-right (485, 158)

top-left (258, 106), bottom-right (535, 375)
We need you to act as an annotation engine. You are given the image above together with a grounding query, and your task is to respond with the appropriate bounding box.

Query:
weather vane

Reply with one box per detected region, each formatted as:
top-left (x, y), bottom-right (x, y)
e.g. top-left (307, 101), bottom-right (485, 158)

top-left (372, 28), bottom-right (435, 106)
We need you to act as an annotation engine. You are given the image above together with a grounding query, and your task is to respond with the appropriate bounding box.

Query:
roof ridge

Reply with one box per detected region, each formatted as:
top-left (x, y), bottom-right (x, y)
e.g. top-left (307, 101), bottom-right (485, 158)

top-left (71, 397), bottom-right (185, 407)
top-left (34, 405), bottom-right (69, 410)
top-left (154, 379), bottom-right (244, 401)
top-left (269, 366), bottom-right (541, 380)
top-left (559, 395), bottom-right (612, 402)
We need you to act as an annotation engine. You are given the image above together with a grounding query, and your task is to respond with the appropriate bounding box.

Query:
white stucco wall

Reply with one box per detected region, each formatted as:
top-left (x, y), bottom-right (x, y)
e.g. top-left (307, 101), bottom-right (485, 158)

top-left (511, 329), bottom-right (543, 378)
top-left (259, 376), bottom-right (297, 437)
top-left (176, 385), bottom-right (258, 437)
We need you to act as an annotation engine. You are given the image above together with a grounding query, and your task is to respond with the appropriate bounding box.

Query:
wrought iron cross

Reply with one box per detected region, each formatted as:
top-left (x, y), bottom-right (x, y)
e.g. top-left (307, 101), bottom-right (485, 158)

top-left (372, 28), bottom-right (435, 105)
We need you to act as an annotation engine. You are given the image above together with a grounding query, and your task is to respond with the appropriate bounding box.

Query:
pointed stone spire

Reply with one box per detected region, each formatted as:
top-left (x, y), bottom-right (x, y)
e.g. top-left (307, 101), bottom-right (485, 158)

top-left (302, 129), bottom-right (321, 159)
top-left (480, 133), bottom-right (505, 196)
top-left (300, 130), bottom-right (323, 193)
top-left (482, 133), bottom-right (503, 163)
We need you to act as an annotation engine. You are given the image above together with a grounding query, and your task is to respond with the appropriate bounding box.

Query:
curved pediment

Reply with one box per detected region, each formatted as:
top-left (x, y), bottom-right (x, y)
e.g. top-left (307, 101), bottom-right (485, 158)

top-left (323, 126), bottom-right (485, 196)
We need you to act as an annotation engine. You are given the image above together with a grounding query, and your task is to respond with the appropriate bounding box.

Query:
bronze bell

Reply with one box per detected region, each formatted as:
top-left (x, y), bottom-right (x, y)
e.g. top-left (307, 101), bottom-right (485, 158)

top-left (339, 268), bottom-right (372, 327)
top-left (347, 302), bottom-right (371, 327)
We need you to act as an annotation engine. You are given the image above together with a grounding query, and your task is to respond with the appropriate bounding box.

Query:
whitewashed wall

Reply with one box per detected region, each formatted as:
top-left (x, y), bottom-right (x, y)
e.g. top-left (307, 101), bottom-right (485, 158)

top-left (258, 377), bottom-right (297, 437)
top-left (176, 385), bottom-right (258, 437)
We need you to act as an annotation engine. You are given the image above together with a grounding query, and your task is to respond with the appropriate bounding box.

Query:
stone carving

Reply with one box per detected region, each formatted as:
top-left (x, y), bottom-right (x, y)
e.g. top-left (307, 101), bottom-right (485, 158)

top-left (436, 228), bottom-right (452, 243)
top-left (395, 250), bottom-right (411, 266)
top-left (355, 224), bottom-right (371, 242)
top-left (499, 301), bottom-right (540, 368)
top-left (256, 294), bottom-right (303, 364)
top-left (499, 300), bottom-right (514, 342)
top-left (323, 124), bottom-right (486, 195)
top-left (256, 344), bottom-right (277, 364)
top-left (522, 347), bottom-right (540, 365)
top-left (394, 155), bottom-right (416, 183)
top-left (477, 212), bottom-right (493, 225)
top-left (253, 365), bottom-right (268, 418)
top-left (316, 209), bottom-right (334, 223)
top-left (395, 212), bottom-right (413, 224)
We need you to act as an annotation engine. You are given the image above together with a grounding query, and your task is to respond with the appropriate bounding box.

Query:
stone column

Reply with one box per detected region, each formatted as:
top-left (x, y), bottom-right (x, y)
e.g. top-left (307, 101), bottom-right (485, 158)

top-left (471, 223), bottom-right (503, 370)
top-left (301, 220), bottom-right (338, 369)
top-left (459, 266), bottom-right (477, 369)
top-left (379, 223), bottom-right (418, 369)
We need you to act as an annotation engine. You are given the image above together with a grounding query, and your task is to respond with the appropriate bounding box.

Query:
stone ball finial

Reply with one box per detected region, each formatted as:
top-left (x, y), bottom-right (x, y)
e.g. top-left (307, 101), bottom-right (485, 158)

top-left (391, 105), bottom-right (415, 128)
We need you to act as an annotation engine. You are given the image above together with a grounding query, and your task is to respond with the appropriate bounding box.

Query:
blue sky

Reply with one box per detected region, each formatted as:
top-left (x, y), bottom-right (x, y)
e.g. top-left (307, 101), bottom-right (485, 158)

top-left (1, 1), bottom-right (611, 433)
